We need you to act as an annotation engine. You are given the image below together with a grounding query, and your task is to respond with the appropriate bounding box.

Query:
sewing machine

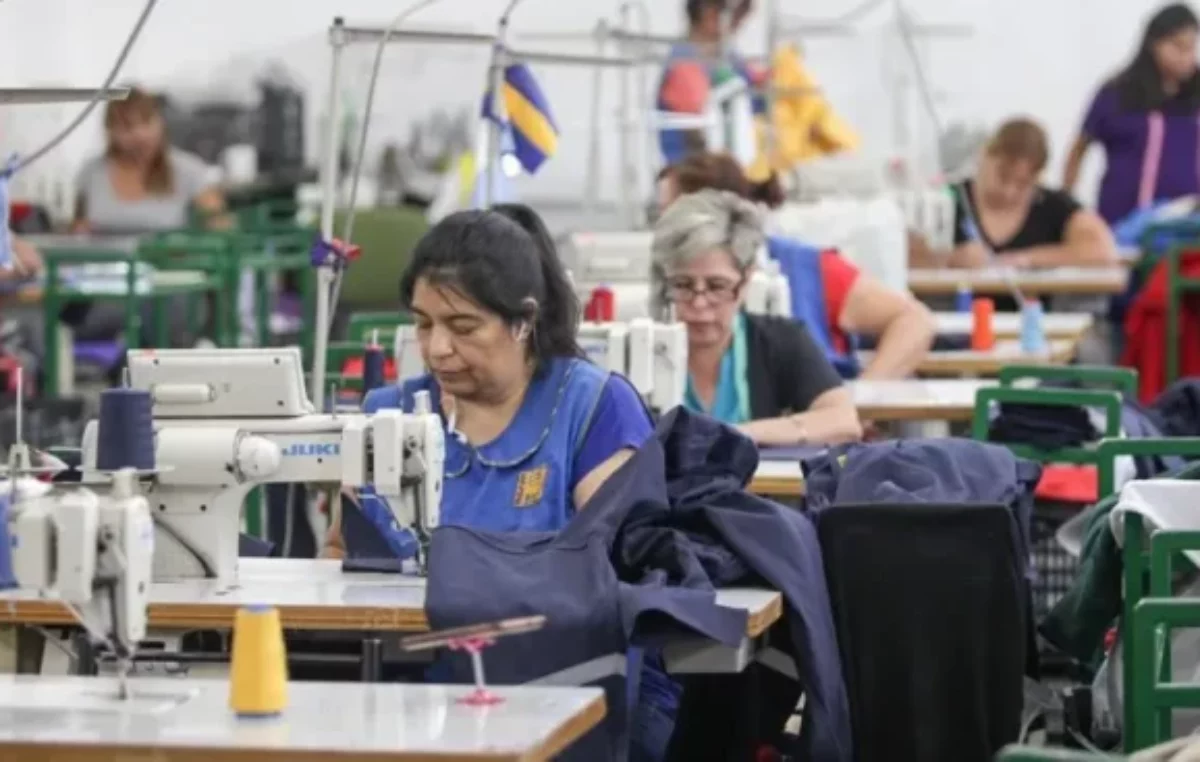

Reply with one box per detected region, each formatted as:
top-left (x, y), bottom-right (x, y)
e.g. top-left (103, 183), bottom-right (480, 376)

top-left (78, 347), bottom-right (444, 588)
top-left (562, 231), bottom-right (792, 322)
top-left (1, 374), bottom-right (152, 697)
top-left (577, 319), bottom-right (687, 412)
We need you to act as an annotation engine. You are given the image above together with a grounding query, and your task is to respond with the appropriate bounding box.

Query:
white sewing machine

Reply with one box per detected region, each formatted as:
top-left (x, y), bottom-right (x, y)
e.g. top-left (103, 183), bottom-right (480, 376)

top-left (7, 469), bottom-right (153, 693)
top-left (562, 231), bottom-right (792, 322)
top-left (1, 381), bottom-right (153, 697)
top-left (577, 319), bottom-right (687, 412)
top-left (79, 347), bottom-right (444, 588)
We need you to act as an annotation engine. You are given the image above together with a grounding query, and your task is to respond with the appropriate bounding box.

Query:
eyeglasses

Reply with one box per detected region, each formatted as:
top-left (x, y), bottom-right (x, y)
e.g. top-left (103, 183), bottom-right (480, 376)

top-left (665, 275), bottom-right (744, 305)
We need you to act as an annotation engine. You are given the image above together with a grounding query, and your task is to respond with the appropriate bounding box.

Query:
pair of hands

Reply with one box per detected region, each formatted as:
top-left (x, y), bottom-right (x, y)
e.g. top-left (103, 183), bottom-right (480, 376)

top-left (958, 242), bottom-right (1034, 270)
top-left (0, 235), bottom-right (44, 283)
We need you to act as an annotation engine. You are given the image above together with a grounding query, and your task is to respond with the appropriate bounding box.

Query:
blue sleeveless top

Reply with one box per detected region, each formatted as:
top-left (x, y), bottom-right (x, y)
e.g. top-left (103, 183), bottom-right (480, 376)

top-left (342, 357), bottom-right (618, 557)
top-left (767, 235), bottom-right (860, 379)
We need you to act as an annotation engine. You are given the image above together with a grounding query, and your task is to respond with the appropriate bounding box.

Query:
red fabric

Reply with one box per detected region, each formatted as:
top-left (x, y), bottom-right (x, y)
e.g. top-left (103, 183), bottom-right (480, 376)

top-left (818, 250), bottom-right (861, 354)
top-left (660, 62), bottom-right (710, 114)
top-left (341, 356), bottom-right (397, 381)
top-left (1120, 251), bottom-right (1200, 403)
top-left (1034, 464), bottom-right (1098, 504)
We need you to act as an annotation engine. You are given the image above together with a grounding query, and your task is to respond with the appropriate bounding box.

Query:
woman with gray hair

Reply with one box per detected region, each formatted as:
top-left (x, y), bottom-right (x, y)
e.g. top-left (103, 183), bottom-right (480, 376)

top-left (652, 189), bottom-right (861, 446)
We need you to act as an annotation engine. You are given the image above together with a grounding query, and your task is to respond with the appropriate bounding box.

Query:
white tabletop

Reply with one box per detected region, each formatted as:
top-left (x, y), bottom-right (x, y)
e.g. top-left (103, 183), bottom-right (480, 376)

top-left (0, 558), bottom-right (782, 637)
top-left (908, 266), bottom-right (1128, 296)
top-left (0, 676), bottom-right (605, 761)
top-left (932, 311), bottom-right (1094, 338)
top-left (848, 378), bottom-right (993, 421)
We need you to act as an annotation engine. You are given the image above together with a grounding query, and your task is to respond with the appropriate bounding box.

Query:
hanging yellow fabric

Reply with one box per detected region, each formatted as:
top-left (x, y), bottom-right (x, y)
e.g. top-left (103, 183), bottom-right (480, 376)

top-left (745, 43), bottom-right (860, 181)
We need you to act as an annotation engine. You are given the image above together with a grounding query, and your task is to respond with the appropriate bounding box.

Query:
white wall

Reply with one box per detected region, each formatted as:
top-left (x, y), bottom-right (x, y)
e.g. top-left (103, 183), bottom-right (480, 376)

top-left (0, 0), bottom-right (1180, 210)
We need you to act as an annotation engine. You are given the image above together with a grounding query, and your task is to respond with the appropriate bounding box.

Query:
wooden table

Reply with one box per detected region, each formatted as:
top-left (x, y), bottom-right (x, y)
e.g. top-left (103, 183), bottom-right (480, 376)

top-left (0, 676), bottom-right (605, 761)
top-left (861, 338), bottom-right (1077, 377)
top-left (932, 311), bottom-right (1094, 340)
top-left (0, 559), bottom-right (783, 677)
top-left (749, 460), bottom-right (807, 498)
top-left (908, 266), bottom-right (1128, 297)
top-left (0, 559), bottom-right (780, 637)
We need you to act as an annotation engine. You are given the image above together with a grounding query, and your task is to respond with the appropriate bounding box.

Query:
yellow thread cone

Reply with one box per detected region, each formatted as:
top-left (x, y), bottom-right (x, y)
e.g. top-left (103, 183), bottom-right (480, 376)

top-left (229, 605), bottom-right (288, 716)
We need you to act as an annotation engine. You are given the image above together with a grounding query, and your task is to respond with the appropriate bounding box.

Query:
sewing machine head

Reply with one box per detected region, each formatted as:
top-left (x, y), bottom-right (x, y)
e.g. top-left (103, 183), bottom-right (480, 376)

top-left (7, 469), bottom-right (154, 673)
top-left (78, 347), bottom-right (444, 587)
top-left (578, 319), bottom-right (686, 414)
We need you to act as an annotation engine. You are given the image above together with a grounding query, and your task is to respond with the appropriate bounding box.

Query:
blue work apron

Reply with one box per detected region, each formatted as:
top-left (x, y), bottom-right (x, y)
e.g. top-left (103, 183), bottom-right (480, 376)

top-left (341, 356), bottom-right (612, 555)
top-left (767, 235), bottom-right (861, 379)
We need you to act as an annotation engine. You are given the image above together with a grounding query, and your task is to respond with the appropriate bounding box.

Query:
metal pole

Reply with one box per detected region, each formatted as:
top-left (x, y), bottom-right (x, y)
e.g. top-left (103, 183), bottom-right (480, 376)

top-left (763, 0), bottom-right (779, 167)
top-left (617, 3), bottom-right (633, 226)
top-left (484, 0), bottom-right (524, 208)
top-left (312, 18), bottom-right (346, 410)
top-left (584, 21), bottom-right (608, 213)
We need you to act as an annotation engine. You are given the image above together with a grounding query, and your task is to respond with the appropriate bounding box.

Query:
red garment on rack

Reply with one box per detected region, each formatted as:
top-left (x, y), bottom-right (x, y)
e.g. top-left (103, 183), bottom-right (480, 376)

top-left (1121, 252), bottom-right (1200, 403)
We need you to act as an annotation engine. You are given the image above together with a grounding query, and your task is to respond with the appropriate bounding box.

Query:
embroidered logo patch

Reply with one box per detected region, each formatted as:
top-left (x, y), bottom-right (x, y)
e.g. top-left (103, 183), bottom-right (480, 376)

top-left (513, 464), bottom-right (549, 508)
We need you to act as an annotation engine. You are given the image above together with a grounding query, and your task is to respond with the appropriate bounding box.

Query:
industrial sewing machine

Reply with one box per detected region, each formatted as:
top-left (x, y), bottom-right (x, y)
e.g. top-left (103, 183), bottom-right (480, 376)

top-left (77, 347), bottom-right (444, 588)
top-left (577, 319), bottom-right (687, 413)
top-left (0, 374), bottom-right (153, 697)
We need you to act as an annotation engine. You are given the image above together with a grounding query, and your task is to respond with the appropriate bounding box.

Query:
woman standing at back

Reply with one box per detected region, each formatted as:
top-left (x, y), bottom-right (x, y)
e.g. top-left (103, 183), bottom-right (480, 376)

top-left (1063, 3), bottom-right (1200, 224)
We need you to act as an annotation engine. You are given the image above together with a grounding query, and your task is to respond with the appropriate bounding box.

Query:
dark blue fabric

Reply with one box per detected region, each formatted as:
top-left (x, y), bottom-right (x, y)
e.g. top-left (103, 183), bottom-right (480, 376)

top-left (648, 408), bottom-right (850, 762)
top-left (425, 407), bottom-right (852, 762)
top-left (801, 439), bottom-right (1040, 584)
top-left (1148, 378), bottom-right (1200, 439)
top-left (424, 416), bottom-right (748, 762)
top-left (983, 379), bottom-right (1190, 478)
top-left (238, 533), bottom-right (274, 557)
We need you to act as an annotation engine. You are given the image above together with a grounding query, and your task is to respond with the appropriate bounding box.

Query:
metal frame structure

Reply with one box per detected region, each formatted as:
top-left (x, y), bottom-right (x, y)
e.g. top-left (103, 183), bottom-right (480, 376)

top-left (0, 89), bottom-right (131, 105)
top-left (312, 16), bottom-right (636, 409)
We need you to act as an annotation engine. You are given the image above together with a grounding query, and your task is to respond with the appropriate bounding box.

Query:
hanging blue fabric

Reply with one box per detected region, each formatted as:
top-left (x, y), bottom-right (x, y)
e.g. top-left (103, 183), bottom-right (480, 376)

top-left (0, 154), bottom-right (20, 272)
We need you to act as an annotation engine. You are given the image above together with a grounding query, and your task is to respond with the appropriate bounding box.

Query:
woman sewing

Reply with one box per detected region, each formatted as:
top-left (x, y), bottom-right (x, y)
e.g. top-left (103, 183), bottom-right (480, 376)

top-left (910, 118), bottom-right (1117, 272)
top-left (1062, 3), bottom-right (1200, 225)
top-left (66, 87), bottom-right (229, 349)
top-left (323, 203), bottom-right (653, 555)
top-left (658, 153), bottom-right (935, 379)
top-left (652, 189), bottom-right (862, 447)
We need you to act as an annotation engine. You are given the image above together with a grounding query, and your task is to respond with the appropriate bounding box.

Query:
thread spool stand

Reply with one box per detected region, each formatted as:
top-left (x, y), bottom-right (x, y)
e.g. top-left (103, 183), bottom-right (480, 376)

top-left (448, 636), bottom-right (504, 706)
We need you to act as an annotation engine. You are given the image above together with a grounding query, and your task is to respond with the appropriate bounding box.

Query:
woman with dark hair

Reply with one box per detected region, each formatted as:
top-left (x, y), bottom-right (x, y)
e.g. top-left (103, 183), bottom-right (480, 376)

top-left (324, 203), bottom-right (653, 553)
top-left (1063, 3), bottom-right (1200, 224)
top-left (659, 153), bottom-right (934, 380)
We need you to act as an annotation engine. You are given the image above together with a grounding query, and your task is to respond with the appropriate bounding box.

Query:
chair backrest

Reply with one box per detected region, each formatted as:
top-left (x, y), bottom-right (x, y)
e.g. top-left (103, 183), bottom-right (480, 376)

top-left (817, 503), bottom-right (1027, 762)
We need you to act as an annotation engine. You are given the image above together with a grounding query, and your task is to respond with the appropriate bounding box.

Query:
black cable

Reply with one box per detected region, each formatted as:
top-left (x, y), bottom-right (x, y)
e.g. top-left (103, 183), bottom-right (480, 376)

top-left (151, 513), bottom-right (217, 578)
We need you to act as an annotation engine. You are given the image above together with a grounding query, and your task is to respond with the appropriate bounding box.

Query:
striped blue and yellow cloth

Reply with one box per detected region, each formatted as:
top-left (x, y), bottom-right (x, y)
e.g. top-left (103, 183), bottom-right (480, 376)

top-left (483, 62), bottom-right (558, 175)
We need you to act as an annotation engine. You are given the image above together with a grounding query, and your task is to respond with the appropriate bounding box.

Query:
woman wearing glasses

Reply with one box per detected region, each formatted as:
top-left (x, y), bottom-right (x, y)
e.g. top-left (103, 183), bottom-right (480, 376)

top-left (657, 153), bottom-right (935, 379)
top-left (652, 189), bottom-right (862, 446)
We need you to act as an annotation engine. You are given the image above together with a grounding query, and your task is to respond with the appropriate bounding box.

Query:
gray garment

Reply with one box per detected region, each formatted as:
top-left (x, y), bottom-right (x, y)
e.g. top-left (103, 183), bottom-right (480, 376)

top-left (75, 148), bottom-right (217, 234)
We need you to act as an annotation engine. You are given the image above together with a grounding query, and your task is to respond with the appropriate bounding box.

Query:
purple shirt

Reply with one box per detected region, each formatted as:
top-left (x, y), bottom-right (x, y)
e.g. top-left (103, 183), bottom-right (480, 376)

top-left (1083, 84), bottom-right (1200, 223)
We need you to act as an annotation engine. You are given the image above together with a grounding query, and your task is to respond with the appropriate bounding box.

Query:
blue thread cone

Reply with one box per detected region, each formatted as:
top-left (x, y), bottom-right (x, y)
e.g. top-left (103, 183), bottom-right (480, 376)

top-left (362, 345), bottom-right (386, 394)
top-left (0, 495), bottom-right (16, 589)
top-left (96, 388), bottom-right (156, 471)
top-left (1019, 299), bottom-right (1048, 354)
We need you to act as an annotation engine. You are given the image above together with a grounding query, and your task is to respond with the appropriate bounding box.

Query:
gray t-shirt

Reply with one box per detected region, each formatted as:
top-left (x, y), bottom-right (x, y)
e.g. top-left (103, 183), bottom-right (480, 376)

top-left (76, 148), bottom-right (218, 234)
